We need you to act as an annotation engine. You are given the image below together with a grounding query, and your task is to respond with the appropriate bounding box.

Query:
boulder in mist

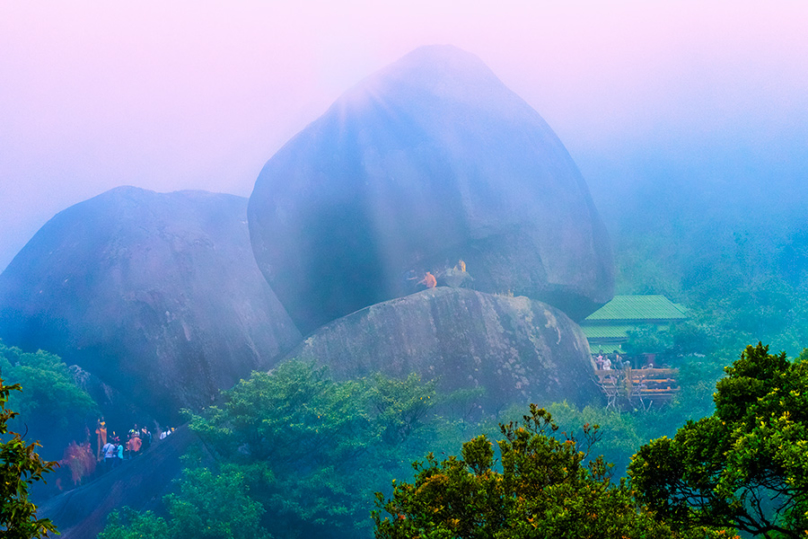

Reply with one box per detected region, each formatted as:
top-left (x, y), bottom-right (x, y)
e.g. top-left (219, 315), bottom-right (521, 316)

top-left (249, 44), bottom-right (614, 334)
top-left (286, 287), bottom-right (598, 408)
top-left (0, 187), bottom-right (302, 420)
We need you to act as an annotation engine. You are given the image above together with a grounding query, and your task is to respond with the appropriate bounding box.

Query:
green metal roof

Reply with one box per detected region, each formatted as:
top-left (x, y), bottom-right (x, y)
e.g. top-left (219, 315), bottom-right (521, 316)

top-left (582, 325), bottom-right (635, 339)
top-left (584, 295), bottom-right (688, 323)
top-left (583, 323), bottom-right (672, 340)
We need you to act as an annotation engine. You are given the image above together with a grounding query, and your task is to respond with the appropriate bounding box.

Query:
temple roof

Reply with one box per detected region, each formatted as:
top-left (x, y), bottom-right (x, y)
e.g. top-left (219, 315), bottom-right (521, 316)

top-left (584, 295), bottom-right (688, 323)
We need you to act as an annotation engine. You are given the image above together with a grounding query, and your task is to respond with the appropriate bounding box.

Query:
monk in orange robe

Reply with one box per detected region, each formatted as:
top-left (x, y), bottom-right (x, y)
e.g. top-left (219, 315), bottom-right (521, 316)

top-left (419, 272), bottom-right (437, 288)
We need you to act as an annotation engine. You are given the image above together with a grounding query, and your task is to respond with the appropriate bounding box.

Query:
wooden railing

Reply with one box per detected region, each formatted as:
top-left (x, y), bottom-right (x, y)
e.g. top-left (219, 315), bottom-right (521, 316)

top-left (594, 368), bottom-right (679, 410)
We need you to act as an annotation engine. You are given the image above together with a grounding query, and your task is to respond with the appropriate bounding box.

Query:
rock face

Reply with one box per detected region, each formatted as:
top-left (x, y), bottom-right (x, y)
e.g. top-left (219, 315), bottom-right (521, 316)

top-left (249, 44), bottom-right (614, 335)
top-left (0, 187), bottom-right (301, 420)
top-left (39, 426), bottom-right (200, 539)
top-left (286, 288), bottom-right (598, 408)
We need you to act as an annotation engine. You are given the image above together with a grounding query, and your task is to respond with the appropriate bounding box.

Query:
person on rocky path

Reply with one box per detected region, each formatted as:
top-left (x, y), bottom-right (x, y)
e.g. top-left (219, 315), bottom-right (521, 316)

top-left (140, 426), bottom-right (152, 452)
top-left (102, 438), bottom-right (116, 472)
top-left (115, 437), bottom-right (124, 467)
top-left (95, 417), bottom-right (107, 460)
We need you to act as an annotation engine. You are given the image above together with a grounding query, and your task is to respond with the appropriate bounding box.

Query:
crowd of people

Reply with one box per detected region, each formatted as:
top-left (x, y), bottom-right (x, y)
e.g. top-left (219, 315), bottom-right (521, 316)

top-left (594, 351), bottom-right (661, 370)
top-left (594, 352), bottom-right (629, 370)
top-left (54, 418), bottom-right (176, 490)
top-left (94, 418), bottom-right (174, 472)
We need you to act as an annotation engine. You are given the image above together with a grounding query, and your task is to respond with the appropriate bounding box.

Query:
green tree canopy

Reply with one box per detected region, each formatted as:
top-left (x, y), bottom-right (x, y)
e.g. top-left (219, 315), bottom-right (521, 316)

top-left (1, 376), bottom-right (59, 538)
top-left (0, 342), bottom-right (97, 432)
top-left (623, 325), bottom-right (674, 357)
top-left (98, 465), bottom-right (269, 539)
top-left (373, 404), bottom-right (702, 539)
top-left (102, 361), bottom-right (451, 539)
top-left (186, 361), bottom-right (448, 538)
top-left (629, 343), bottom-right (808, 538)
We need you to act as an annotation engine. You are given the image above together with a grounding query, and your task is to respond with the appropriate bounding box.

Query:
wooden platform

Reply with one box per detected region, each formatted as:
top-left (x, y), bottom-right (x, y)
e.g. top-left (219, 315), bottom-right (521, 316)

top-left (595, 368), bottom-right (679, 410)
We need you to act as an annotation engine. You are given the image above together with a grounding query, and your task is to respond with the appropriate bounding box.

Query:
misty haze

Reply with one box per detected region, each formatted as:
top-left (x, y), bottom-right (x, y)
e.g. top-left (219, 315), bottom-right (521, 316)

top-left (1, 3), bottom-right (807, 538)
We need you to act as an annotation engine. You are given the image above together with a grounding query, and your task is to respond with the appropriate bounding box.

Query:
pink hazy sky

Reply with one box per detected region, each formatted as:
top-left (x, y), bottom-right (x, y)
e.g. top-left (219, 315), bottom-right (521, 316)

top-left (1, 0), bottom-right (807, 270)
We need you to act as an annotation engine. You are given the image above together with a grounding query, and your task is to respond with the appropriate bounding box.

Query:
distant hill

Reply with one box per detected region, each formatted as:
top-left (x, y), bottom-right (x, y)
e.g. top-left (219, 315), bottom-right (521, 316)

top-left (249, 44), bottom-right (614, 335)
top-left (0, 187), bottom-right (301, 421)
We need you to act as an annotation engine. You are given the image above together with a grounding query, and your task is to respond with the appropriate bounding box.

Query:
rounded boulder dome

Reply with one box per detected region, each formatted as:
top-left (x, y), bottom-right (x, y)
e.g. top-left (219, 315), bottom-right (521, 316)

top-left (249, 45), bottom-right (613, 335)
top-left (0, 187), bottom-right (302, 421)
top-left (286, 287), bottom-right (599, 409)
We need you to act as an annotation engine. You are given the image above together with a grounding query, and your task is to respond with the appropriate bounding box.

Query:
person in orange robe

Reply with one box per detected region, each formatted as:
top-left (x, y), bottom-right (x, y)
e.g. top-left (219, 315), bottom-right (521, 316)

top-left (419, 272), bottom-right (437, 288)
top-left (95, 418), bottom-right (107, 461)
top-left (130, 434), bottom-right (142, 457)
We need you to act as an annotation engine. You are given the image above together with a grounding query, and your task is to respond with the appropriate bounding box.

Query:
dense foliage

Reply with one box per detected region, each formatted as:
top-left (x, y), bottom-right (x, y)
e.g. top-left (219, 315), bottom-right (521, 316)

top-left (187, 361), bottom-right (459, 538)
top-left (0, 376), bottom-right (59, 538)
top-left (505, 343), bottom-right (730, 479)
top-left (630, 343), bottom-right (808, 538)
top-left (373, 404), bottom-right (718, 539)
top-left (614, 219), bottom-right (808, 360)
top-left (98, 466), bottom-right (269, 539)
top-left (0, 342), bottom-right (97, 438)
top-left (101, 361), bottom-right (464, 539)
top-left (96, 343), bottom-right (808, 538)
top-left (582, 213), bottom-right (808, 484)
top-left (376, 342), bottom-right (808, 537)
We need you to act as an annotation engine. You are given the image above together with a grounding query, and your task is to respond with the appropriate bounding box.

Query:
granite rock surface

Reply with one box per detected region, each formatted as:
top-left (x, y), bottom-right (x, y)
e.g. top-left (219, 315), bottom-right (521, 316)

top-left (0, 187), bottom-right (301, 420)
top-left (286, 287), bottom-right (598, 409)
top-left (249, 44), bottom-right (614, 334)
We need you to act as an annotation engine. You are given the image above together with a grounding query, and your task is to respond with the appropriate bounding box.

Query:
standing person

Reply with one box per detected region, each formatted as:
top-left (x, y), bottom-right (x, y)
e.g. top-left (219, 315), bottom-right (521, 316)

top-left (140, 426), bottom-right (152, 452)
top-left (102, 438), bottom-right (116, 472)
top-left (418, 272), bottom-right (437, 289)
top-left (115, 437), bottom-right (124, 467)
top-left (130, 432), bottom-right (142, 457)
top-left (95, 418), bottom-right (107, 461)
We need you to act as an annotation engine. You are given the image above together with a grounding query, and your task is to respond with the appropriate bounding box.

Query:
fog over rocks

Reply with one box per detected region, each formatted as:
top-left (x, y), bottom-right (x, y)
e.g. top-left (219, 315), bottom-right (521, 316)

top-left (249, 44), bottom-right (614, 335)
top-left (287, 287), bottom-right (598, 408)
top-left (0, 187), bottom-right (301, 420)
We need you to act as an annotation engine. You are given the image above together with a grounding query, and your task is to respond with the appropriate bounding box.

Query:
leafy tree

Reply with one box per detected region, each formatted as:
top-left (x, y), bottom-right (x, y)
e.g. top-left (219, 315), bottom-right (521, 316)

top-left (188, 361), bottom-right (374, 467)
top-left (542, 401), bottom-right (645, 475)
top-left (186, 362), bottom-right (373, 537)
top-left (371, 372), bottom-right (437, 446)
top-left (623, 325), bottom-right (674, 357)
top-left (98, 466), bottom-right (269, 539)
top-left (164, 466), bottom-right (270, 539)
top-left (669, 320), bottom-right (718, 357)
top-left (185, 361), bottom-right (450, 538)
top-left (630, 343), bottom-right (808, 538)
top-left (0, 375), bottom-right (59, 538)
top-left (0, 343), bottom-right (97, 436)
top-left (97, 508), bottom-right (170, 539)
top-left (373, 404), bottom-right (704, 539)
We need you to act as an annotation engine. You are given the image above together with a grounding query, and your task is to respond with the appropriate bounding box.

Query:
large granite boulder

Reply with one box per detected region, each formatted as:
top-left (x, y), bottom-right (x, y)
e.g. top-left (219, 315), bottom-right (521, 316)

top-left (0, 187), bottom-right (301, 421)
top-left (286, 287), bottom-right (598, 408)
top-left (249, 44), bottom-right (614, 334)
